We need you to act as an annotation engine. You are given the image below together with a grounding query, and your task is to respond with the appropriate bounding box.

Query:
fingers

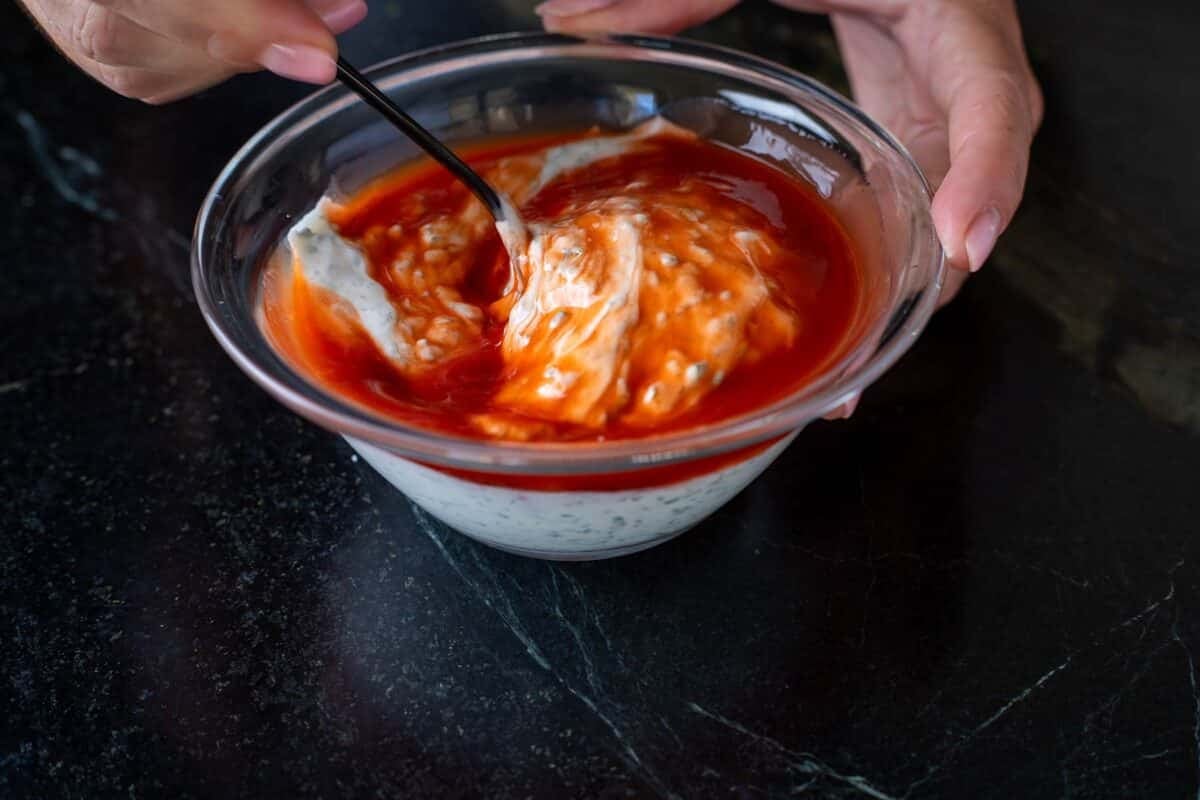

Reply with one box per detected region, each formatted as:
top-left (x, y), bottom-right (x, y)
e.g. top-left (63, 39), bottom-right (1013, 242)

top-left (832, 13), bottom-right (951, 182)
top-left (91, 0), bottom-right (370, 66)
top-left (535, 0), bottom-right (739, 34)
top-left (23, 0), bottom-right (368, 103)
top-left (900, 0), bottom-right (1042, 272)
top-left (830, 15), bottom-right (959, 306)
top-left (91, 0), bottom-right (362, 83)
top-left (933, 67), bottom-right (1036, 272)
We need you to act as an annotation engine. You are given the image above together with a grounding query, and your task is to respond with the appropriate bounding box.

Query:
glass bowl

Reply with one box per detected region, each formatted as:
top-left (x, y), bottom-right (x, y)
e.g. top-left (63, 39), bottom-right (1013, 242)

top-left (192, 32), bottom-right (944, 560)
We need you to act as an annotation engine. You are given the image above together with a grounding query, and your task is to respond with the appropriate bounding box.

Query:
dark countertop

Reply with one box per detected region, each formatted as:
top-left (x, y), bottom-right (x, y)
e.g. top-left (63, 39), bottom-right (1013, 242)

top-left (2, 1), bottom-right (1198, 797)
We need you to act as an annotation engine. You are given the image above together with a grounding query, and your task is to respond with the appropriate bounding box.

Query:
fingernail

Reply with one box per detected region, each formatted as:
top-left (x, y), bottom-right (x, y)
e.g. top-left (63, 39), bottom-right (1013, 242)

top-left (964, 207), bottom-right (1003, 273)
top-left (534, 0), bottom-right (620, 17)
top-left (312, 0), bottom-right (368, 31)
top-left (258, 43), bottom-right (337, 84)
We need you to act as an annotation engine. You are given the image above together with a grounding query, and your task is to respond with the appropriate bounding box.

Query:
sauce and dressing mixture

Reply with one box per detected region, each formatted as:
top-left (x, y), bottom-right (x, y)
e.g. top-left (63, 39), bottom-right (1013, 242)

top-left (261, 120), bottom-right (863, 443)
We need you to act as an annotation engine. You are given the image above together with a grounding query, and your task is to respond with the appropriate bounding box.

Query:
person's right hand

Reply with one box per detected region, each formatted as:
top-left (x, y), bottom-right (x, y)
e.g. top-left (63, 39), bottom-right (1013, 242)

top-left (19, 0), bottom-right (368, 104)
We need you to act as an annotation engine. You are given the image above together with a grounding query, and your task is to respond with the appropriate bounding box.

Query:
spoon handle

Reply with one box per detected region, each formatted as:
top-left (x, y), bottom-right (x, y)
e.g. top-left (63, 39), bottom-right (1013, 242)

top-left (335, 57), bottom-right (506, 220)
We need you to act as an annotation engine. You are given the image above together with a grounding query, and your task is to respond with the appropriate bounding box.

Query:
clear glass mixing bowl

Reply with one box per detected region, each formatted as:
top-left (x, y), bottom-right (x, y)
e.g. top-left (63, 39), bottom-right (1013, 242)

top-left (192, 32), bottom-right (944, 559)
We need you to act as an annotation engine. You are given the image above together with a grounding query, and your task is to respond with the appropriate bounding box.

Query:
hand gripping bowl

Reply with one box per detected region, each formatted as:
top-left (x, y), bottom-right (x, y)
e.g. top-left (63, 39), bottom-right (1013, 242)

top-left (192, 33), bottom-right (945, 560)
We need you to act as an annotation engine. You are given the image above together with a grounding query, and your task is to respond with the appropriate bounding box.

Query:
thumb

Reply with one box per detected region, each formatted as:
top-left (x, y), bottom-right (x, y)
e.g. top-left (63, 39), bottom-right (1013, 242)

top-left (535, 0), bottom-right (739, 34)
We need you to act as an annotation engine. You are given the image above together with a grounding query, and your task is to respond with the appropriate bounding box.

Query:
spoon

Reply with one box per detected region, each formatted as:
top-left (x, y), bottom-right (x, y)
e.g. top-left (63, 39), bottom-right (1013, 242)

top-left (334, 56), bottom-right (527, 269)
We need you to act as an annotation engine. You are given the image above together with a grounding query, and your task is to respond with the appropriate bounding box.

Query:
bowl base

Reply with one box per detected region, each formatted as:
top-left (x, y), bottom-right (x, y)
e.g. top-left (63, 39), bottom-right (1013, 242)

top-left (463, 527), bottom-right (694, 561)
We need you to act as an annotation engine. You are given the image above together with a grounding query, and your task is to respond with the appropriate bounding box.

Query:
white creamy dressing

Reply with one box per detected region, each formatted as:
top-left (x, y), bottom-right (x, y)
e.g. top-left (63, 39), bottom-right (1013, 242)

top-left (287, 205), bottom-right (409, 363)
top-left (495, 200), bottom-right (647, 427)
top-left (526, 117), bottom-right (673, 198)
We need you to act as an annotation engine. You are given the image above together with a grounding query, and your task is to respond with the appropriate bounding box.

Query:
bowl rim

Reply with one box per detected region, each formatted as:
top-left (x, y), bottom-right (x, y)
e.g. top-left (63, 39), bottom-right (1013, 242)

top-left (192, 31), bottom-right (945, 474)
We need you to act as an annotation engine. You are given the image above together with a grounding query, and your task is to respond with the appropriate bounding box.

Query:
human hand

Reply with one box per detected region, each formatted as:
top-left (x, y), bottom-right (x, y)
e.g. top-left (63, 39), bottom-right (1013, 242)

top-left (19, 0), bottom-right (368, 104)
top-left (535, 0), bottom-right (1044, 305)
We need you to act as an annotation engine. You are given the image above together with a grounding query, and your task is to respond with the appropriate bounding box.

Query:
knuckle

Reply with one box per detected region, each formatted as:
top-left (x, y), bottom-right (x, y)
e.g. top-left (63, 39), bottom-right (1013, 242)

top-left (72, 3), bottom-right (124, 65)
top-left (957, 68), bottom-right (1034, 133)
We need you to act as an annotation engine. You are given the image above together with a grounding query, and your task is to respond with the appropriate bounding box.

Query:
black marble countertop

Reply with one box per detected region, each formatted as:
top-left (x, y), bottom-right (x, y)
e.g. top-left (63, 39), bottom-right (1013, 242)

top-left (3, 1), bottom-right (1199, 797)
